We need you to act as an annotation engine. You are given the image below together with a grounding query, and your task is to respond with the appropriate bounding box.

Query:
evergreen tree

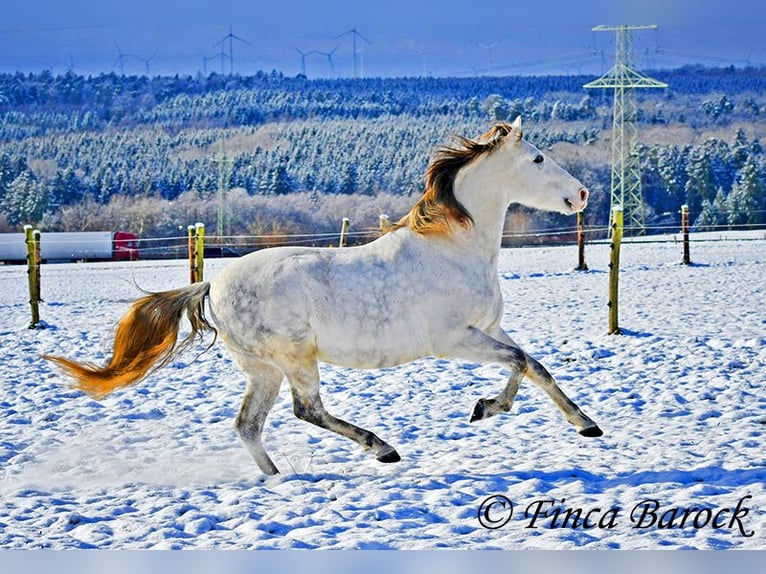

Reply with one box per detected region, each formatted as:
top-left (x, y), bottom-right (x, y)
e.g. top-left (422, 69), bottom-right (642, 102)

top-left (685, 147), bottom-right (715, 216)
top-left (271, 163), bottom-right (293, 195)
top-left (482, 95), bottom-right (509, 122)
top-left (695, 188), bottom-right (727, 230)
top-left (727, 183), bottom-right (751, 227)
top-left (1, 171), bottom-right (50, 224)
top-left (0, 153), bottom-right (14, 202)
top-left (338, 164), bottom-right (358, 195)
top-left (729, 156), bottom-right (766, 225)
top-left (731, 128), bottom-right (750, 169)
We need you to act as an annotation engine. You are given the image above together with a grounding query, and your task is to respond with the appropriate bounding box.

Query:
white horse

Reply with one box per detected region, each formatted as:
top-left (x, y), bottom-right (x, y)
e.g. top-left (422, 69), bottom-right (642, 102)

top-left (45, 117), bottom-right (602, 475)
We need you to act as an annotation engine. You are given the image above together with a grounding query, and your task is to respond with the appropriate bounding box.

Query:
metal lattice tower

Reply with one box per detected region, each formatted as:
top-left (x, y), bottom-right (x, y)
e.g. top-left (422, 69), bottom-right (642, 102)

top-left (215, 138), bottom-right (233, 242)
top-left (584, 25), bottom-right (667, 234)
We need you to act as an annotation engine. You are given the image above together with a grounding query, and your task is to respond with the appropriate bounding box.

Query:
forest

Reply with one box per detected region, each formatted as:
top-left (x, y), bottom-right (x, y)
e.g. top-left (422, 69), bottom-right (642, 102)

top-left (1, 66), bottom-right (765, 243)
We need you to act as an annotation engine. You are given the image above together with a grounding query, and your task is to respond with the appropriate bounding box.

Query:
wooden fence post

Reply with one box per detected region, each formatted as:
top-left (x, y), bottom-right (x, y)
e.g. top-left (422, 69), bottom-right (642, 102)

top-left (608, 206), bottom-right (623, 335)
top-left (339, 217), bottom-right (350, 247)
top-left (195, 222), bottom-right (205, 282)
top-left (188, 225), bottom-right (197, 283)
top-left (681, 204), bottom-right (691, 265)
top-left (24, 225), bottom-right (42, 328)
top-left (576, 210), bottom-right (588, 271)
top-left (33, 229), bottom-right (41, 304)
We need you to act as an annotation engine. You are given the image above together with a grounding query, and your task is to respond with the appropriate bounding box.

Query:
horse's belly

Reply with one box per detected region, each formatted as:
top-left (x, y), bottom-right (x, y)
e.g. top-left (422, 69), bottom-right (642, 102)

top-left (317, 345), bottom-right (424, 370)
top-left (313, 318), bottom-right (430, 369)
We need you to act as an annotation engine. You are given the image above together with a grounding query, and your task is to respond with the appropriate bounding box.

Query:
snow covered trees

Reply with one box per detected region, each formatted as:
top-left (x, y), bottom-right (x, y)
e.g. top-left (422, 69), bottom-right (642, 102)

top-left (1, 69), bottom-right (765, 234)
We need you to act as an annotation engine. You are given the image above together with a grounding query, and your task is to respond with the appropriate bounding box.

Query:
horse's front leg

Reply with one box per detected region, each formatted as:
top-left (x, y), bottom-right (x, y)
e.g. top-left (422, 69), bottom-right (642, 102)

top-left (452, 327), bottom-right (603, 437)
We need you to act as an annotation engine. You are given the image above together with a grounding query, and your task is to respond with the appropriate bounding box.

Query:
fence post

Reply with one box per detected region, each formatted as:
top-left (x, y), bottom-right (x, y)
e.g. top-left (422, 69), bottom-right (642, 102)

top-left (608, 206), bottom-right (623, 335)
top-left (681, 204), bottom-right (691, 265)
top-left (339, 217), bottom-right (350, 247)
top-left (188, 225), bottom-right (197, 283)
top-left (576, 210), bottom-right (588, 271)
top-left (195, 222), bottom-right (205, 282)
top-left (24, 225), bottom-right (41, 328)
top-left (33, 229), bottom-right (41, 305)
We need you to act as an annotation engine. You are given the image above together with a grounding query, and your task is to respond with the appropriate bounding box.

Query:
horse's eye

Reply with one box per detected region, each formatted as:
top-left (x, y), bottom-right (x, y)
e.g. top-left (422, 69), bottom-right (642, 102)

top-left (533, 155), bottom-right (544, 164)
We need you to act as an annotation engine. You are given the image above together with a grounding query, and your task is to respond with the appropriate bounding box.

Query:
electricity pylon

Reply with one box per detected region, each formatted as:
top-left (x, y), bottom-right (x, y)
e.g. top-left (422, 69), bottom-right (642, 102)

top-left (584, 25), bottom-right (667, 235)
top-left (215, 138), bottom-right (233, 242)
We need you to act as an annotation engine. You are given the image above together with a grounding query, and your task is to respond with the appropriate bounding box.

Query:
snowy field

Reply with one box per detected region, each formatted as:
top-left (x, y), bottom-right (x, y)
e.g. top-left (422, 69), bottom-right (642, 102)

top-left (0, 237), bottom-right (764, 550)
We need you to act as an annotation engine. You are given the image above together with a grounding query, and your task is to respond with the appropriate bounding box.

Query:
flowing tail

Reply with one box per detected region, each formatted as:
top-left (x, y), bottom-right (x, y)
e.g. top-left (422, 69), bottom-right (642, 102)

top-left (43, 282), bottom-right (215, 399)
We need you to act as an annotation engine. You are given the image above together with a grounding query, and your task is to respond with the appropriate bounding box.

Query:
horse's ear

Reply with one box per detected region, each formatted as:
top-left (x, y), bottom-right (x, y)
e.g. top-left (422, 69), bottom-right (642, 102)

top-left (511, 116), bottom-right (523, 141)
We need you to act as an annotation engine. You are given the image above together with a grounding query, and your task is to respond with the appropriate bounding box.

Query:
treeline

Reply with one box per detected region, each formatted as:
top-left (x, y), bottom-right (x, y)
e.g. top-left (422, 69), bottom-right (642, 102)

top-left (3, 67), bottom-right (766, 137)
top-left (0, 72), bottom-right (604, 138)
top-left (642, 130), bottom-right (766, 226)
top-left (44, 190), bottom-right (414, 244)
top-left (1, 67), bottom-right (766, 237)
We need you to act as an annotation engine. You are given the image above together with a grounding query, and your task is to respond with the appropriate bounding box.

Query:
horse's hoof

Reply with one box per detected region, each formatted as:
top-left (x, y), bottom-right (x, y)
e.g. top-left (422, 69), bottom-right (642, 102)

top-left (470, 398), bottom-right (488, 423)
top-left (579, 425), bottom-right (603, 438)
top-left (377, 448), bottom-right (401, 463)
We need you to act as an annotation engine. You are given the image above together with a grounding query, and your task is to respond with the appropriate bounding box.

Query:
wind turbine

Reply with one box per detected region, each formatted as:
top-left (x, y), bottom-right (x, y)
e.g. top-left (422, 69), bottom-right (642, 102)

top-left (335, 26), bottom-right (371, 78)
top-left (114, 41), bottom-right (147, 75)
top-left (136, 51), bottom-right (157, 76)
top-left (474, 39), bottom-right (501, 72)
top-left (67, 52), bottom-right (80, 74)
top-left (316, 45), bottom-right (339, 77)
top-left (204, 50), bottom-right (228, 74)
top-left (293, 46), bottom-right (317, 76)
top-left (202, 52), bottom-right (221, 75)
top-left (357, 48), bottom-right (367, 78)
top-left (214, 25), bottom-right (251, 75)
top-left (113, 41), bottom-right (127, 75)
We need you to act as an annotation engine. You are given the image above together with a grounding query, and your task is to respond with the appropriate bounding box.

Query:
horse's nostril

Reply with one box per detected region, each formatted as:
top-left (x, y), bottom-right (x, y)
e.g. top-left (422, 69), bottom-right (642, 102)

top-left (580, 188), bottom-right (589, 203)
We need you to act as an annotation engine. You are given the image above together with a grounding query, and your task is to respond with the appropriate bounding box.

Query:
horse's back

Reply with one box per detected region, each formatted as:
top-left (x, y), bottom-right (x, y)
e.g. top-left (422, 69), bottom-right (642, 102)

top-left (207, 235), bottom-right (430, 366)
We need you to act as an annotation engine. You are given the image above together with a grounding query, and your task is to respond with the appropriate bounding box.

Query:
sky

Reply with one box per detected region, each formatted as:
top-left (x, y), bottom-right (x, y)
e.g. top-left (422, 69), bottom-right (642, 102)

top-left (0, 1), bottom-right (764, 78)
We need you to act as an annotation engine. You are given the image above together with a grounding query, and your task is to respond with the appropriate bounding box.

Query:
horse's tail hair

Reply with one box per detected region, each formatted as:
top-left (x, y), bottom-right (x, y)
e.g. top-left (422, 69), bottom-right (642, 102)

top-left (43, 281), bottom-right (215, 399)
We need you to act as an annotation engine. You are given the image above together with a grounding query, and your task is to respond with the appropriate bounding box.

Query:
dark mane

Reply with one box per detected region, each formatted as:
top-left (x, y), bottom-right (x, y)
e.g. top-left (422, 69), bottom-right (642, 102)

top-left (388, 122), bottom-right (513, 236)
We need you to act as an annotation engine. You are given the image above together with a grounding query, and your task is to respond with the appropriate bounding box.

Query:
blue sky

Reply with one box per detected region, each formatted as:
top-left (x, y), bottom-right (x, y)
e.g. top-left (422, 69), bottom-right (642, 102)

top-left (1, 1), bottom-right (764, 77)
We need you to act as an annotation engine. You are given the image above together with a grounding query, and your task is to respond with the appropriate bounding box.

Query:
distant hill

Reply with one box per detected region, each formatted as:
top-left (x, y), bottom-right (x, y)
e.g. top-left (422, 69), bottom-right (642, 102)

top-left (1, 67), bottom-right (764, 238)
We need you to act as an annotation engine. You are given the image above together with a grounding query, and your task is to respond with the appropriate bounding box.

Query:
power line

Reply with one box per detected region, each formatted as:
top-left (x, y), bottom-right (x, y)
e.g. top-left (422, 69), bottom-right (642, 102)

top-left (654, 48), bottom-right (766, 68)
top-left (464, 50), bottom-right (600, 76)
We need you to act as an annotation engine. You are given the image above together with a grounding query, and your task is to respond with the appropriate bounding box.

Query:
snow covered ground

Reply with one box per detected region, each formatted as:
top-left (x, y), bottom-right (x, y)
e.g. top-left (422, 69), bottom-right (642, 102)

top-left (1, 237), bottom-right (764, 549)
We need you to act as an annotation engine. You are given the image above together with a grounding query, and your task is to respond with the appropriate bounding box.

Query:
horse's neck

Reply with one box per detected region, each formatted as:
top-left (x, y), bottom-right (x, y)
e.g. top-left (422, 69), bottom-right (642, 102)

top-left (452, 162), bottom-right (509, 265)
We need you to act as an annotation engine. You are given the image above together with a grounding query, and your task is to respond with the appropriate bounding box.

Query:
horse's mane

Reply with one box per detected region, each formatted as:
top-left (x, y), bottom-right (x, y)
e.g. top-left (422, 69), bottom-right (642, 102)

top-left (387, 122), bottom-right (513, 237)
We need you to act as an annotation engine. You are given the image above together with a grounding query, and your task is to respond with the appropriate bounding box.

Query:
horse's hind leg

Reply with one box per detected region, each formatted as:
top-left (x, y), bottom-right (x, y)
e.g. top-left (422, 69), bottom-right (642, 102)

top-left (232, 354), bottom-right (284, 475)
top-left (285, 358), bottom-right (400, 464)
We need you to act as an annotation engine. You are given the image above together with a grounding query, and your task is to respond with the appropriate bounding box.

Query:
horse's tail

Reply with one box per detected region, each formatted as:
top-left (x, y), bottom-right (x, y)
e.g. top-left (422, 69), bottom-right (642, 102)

top-left (43, 281), bottom-right (215, 399)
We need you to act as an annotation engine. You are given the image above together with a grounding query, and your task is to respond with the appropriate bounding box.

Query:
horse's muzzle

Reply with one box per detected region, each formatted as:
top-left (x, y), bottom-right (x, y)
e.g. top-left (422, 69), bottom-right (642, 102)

top-left (565, 187), bottom-right (589, 212)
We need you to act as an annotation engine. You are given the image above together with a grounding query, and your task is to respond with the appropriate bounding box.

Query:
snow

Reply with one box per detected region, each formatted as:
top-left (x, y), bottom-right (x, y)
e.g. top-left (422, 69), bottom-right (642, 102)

top-left (0, 237), bottom-right (764, 549)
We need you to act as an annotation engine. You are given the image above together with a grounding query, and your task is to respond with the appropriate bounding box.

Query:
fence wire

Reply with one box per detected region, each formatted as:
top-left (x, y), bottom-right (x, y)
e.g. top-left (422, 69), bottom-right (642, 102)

top-left (3, 223), bottom-right (765, 261)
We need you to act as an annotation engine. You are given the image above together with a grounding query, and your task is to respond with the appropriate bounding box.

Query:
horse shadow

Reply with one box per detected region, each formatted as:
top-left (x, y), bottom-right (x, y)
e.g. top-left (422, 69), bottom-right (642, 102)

top-left (272, 464), bottom-right (764, 497)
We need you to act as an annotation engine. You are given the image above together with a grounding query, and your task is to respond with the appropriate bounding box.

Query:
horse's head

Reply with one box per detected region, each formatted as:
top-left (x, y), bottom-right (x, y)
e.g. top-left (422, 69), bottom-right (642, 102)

top-left (480, 116), bottom-right (589, 215)
top-left (392, 118), bottom-right (589, 240)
